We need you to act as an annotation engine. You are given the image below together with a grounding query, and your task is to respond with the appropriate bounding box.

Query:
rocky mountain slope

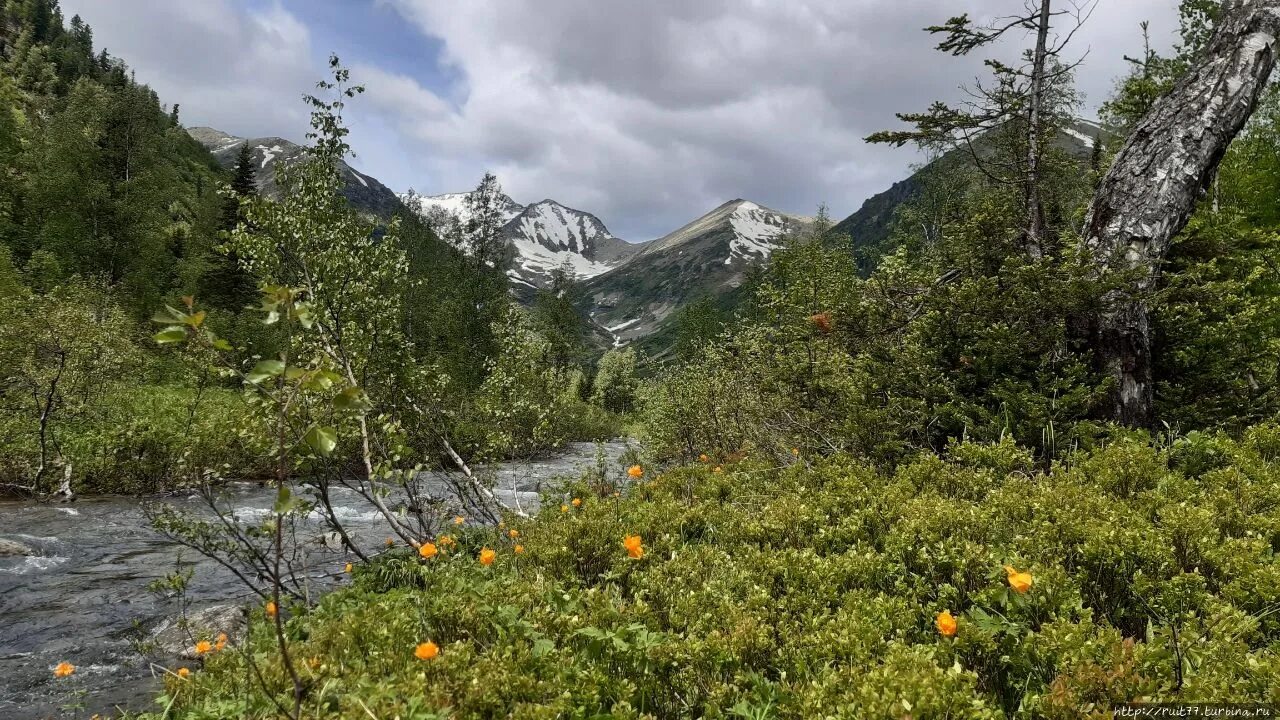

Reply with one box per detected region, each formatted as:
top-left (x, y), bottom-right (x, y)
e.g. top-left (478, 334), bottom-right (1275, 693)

top-left (188, 127), bottom-right (403, 219)
top-left (579, 199), bottom-right (809, 350)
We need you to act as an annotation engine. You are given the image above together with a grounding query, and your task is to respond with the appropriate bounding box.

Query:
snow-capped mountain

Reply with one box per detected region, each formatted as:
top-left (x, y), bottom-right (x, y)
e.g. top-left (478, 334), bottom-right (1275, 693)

top-left (187, 127), bottom-right (401, 218)
top-left (399, 189), bottom-right (525, 227)
top-left (399, 190), bottom-right (644, 289)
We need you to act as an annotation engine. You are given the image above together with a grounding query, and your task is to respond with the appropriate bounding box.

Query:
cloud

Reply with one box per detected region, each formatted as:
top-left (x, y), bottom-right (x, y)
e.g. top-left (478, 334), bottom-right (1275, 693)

top-left (369, 0), bottom-right (1179, 239)
top-left (60, 0), bottom-right (1182, 240)
top-left (60, 0), bottom-right (317, 141)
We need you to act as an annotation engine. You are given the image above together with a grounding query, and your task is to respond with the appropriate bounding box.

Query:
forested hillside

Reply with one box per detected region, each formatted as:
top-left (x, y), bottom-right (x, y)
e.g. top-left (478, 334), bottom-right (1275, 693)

top-left (0, 1), bottom-right (631, 500)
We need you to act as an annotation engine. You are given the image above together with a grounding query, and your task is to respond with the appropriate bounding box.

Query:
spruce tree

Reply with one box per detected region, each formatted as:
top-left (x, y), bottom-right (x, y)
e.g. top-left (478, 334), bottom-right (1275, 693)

top-left (200, 142), bottom-right (258, 310)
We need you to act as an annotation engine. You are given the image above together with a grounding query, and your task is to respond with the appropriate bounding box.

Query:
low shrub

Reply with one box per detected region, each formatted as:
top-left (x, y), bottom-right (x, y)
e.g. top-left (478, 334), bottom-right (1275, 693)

top-left (137, 430), bottom-right (1280, 718)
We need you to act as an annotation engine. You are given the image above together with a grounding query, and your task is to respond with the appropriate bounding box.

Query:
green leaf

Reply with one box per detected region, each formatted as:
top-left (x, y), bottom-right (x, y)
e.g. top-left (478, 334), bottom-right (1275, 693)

top-left (304, 425), bottom-right (338, 456)
top-left (154, 326), bottom-right (187, 344)
top-left (532, 638), bottom-right (555, 658)
top-left (246, 360), bottom-right (286, 384)
top-left (151, 306), bottom-right (186, 325)
top-left (273, 485), bottom-right (298, 514)
top-left (334, 386), bottom-right (372, 412)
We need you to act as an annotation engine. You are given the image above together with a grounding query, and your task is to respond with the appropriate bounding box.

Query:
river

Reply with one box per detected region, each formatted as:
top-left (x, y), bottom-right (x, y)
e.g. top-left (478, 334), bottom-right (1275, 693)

top-left (0, 440), bottom-right (634, 719)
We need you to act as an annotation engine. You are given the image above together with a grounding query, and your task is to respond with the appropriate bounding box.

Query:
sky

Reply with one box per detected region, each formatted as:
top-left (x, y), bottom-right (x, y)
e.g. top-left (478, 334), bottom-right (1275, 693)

top-left (60, 0), bottom-right (1182, 240)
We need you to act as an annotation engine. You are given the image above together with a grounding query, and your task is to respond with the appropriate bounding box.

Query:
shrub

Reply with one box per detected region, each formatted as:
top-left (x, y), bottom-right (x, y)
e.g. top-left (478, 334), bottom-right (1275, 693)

top-left (143, 431), bottom-right (1280, 718)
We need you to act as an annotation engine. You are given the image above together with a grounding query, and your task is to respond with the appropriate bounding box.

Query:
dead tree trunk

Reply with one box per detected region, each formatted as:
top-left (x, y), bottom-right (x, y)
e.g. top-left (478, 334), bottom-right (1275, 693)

top-left (1083, 0), bottom-right (1280, 427)
top-left (1025, 0), bottom-right (1052, 259)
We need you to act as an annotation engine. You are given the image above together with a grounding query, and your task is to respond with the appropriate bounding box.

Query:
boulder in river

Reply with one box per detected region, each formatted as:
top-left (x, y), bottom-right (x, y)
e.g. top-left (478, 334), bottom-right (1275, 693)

top-left (150, 604), bottom-right (247, 659)
top-left (0, 538), bottom-right (35, 556)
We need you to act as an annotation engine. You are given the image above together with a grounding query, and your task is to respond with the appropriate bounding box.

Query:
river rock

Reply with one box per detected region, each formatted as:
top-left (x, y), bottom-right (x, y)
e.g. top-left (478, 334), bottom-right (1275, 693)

top-left (0, 538), bottom-right (35, 556)
top-left (151, 604), bottom-right (247, 659)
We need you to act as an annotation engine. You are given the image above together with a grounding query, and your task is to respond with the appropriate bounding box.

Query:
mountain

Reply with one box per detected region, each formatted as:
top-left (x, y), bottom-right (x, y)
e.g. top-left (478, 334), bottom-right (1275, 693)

top-left (399, 190), bottom-right (645, 289)
top-left (400, 189), bottom-right (524, 227)
top-left (187, 127), bottom-right (403, 219)
top-left (833, 119), bottom-right (1111, 259)
top-left (578, 199), bottom-right (809, 351)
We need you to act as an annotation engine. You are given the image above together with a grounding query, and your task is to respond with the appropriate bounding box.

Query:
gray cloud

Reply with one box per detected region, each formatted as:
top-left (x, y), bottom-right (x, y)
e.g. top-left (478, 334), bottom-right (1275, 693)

top-left (60, 0), bottom-right (1182, 240)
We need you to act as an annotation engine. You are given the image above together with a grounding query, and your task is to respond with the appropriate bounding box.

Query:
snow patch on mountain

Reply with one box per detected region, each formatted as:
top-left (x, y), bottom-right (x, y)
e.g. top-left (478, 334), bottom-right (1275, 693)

top-left (725, 200), bottom-right (790, 264)
top-left (256, 144), bottom-right (283, 168)
top-left (399, 190), bottom-right (524, 226)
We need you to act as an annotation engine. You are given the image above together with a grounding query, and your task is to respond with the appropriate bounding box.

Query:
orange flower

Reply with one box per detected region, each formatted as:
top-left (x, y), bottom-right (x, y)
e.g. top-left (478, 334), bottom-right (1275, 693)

top-left (936, 610), bottom-right (958, 637)
top-left (508, 528), bottom-right (520, 539)
top-left (419, 542), bottom-right (438, 559)
top-left (514, 544), bottom-right (525, 554)
top-left (177, 667), bottom-right (191, 679)
top-left (214, 633), bottom-right (228, 652)
top-left (809, 312), bottom-right (833, 334)
top-left (415, 641), bottom-right (439, 660)
top-left (791, 447), bottom-right (800, 456)
top-left (560, 504), bottom-right (569, 513)
top-left (1004, 565), bottom-right (1033, 594)
top-left (627, 465), bottom-right (644, 478)
top-left (713, 466), bottom-right (723, 474)
top-left (384, 538), bottom-right (395, 547)
top-left (438, 535), bottom-right (455, 547)
top-left (343, 562), bottom-right (353, 574)
top-left (571, 497), bottom-right (582, 507)
top-left (479, 548), bottom-right (496, 566)
top-left (698, 454), bottom-right (709, 463)
top-left (622, 534), bottom-right (644, 560)
top-left (453, 516), bottom-right (465, 526)
top-left (194, 640), bottom-right (212, 656)
top-left (265, 601), bottom-right (278, 618)
top-left (53, 661), bottom-right (75, 678)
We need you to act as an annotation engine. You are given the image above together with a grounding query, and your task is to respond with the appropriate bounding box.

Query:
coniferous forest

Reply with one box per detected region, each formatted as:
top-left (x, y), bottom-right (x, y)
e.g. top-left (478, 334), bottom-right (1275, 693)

top-left (5, 0), bottom-right (1280, 718)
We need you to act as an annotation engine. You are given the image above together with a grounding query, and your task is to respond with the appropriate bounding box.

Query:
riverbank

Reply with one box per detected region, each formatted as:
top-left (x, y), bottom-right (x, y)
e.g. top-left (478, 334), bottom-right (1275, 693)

top-left (0, 441), bottom-right (635, 720)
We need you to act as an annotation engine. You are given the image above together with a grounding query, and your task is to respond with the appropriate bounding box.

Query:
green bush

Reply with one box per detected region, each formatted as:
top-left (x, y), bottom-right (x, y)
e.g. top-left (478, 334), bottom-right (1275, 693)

top-left (144, 431), bottom-right (1280, 718)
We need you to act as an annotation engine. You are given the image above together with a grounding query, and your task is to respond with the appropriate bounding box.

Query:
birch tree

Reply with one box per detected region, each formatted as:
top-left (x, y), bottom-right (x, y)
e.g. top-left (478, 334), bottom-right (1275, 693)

top-left (1083, 0), bottom-right (1280, 426)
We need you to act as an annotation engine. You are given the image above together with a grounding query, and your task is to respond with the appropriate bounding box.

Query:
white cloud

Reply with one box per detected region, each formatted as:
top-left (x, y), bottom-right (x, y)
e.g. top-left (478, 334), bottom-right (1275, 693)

top-left (59, 0), bottom-right (1182, 240)
top-left (60, 0), bottom-right (316, 141)
top-left (372, 0), bottom-right (1180, 238)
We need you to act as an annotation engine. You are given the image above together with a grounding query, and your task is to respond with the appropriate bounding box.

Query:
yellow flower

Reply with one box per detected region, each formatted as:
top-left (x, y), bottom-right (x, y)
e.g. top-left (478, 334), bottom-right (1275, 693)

top-left (622, 534), bottom-right (644, 560)
top-left (791, 447), bottom-right (800, 456)
top-left (479, 548), bottom-right (496, 566)
top-left (419, 542), bottom-right (438, 559)
top-left (698, 454), bottom-right (709, 463)
top-left (572, 497), bottom-right (582, 507)
top-left (713, 466), bottom-right (723, 474)
top-left (1004, 565), bottom-right (1033, 594)
top-left (508, 528), bottom-right (520, 539)
top-left (438, 535), bottom-right (455, 547)
top-left (265, 601), bottom-right (278, 618)
top-left (627, 465), bottom-right (644, 478)
top-left (415, 641), bottom-right (439, 660)
top-left (214, 633), bottom-right (228, 652)
top-left (936, 610), bottom-right (957, 637)
top-left (194, 640), bottom-right (212, 655)
top-left (453, 516), bottom-right (465, 526)
top-left (343, 562), bottom-right (353, 574)
top-left (53, 661), bottom-right (75, 678)
top-left (514, 544), bottom-right (525, 554)
top-left (560, 504), bottom-right (569, 513)
top-left (177, 667), bottom-right (191, 679)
